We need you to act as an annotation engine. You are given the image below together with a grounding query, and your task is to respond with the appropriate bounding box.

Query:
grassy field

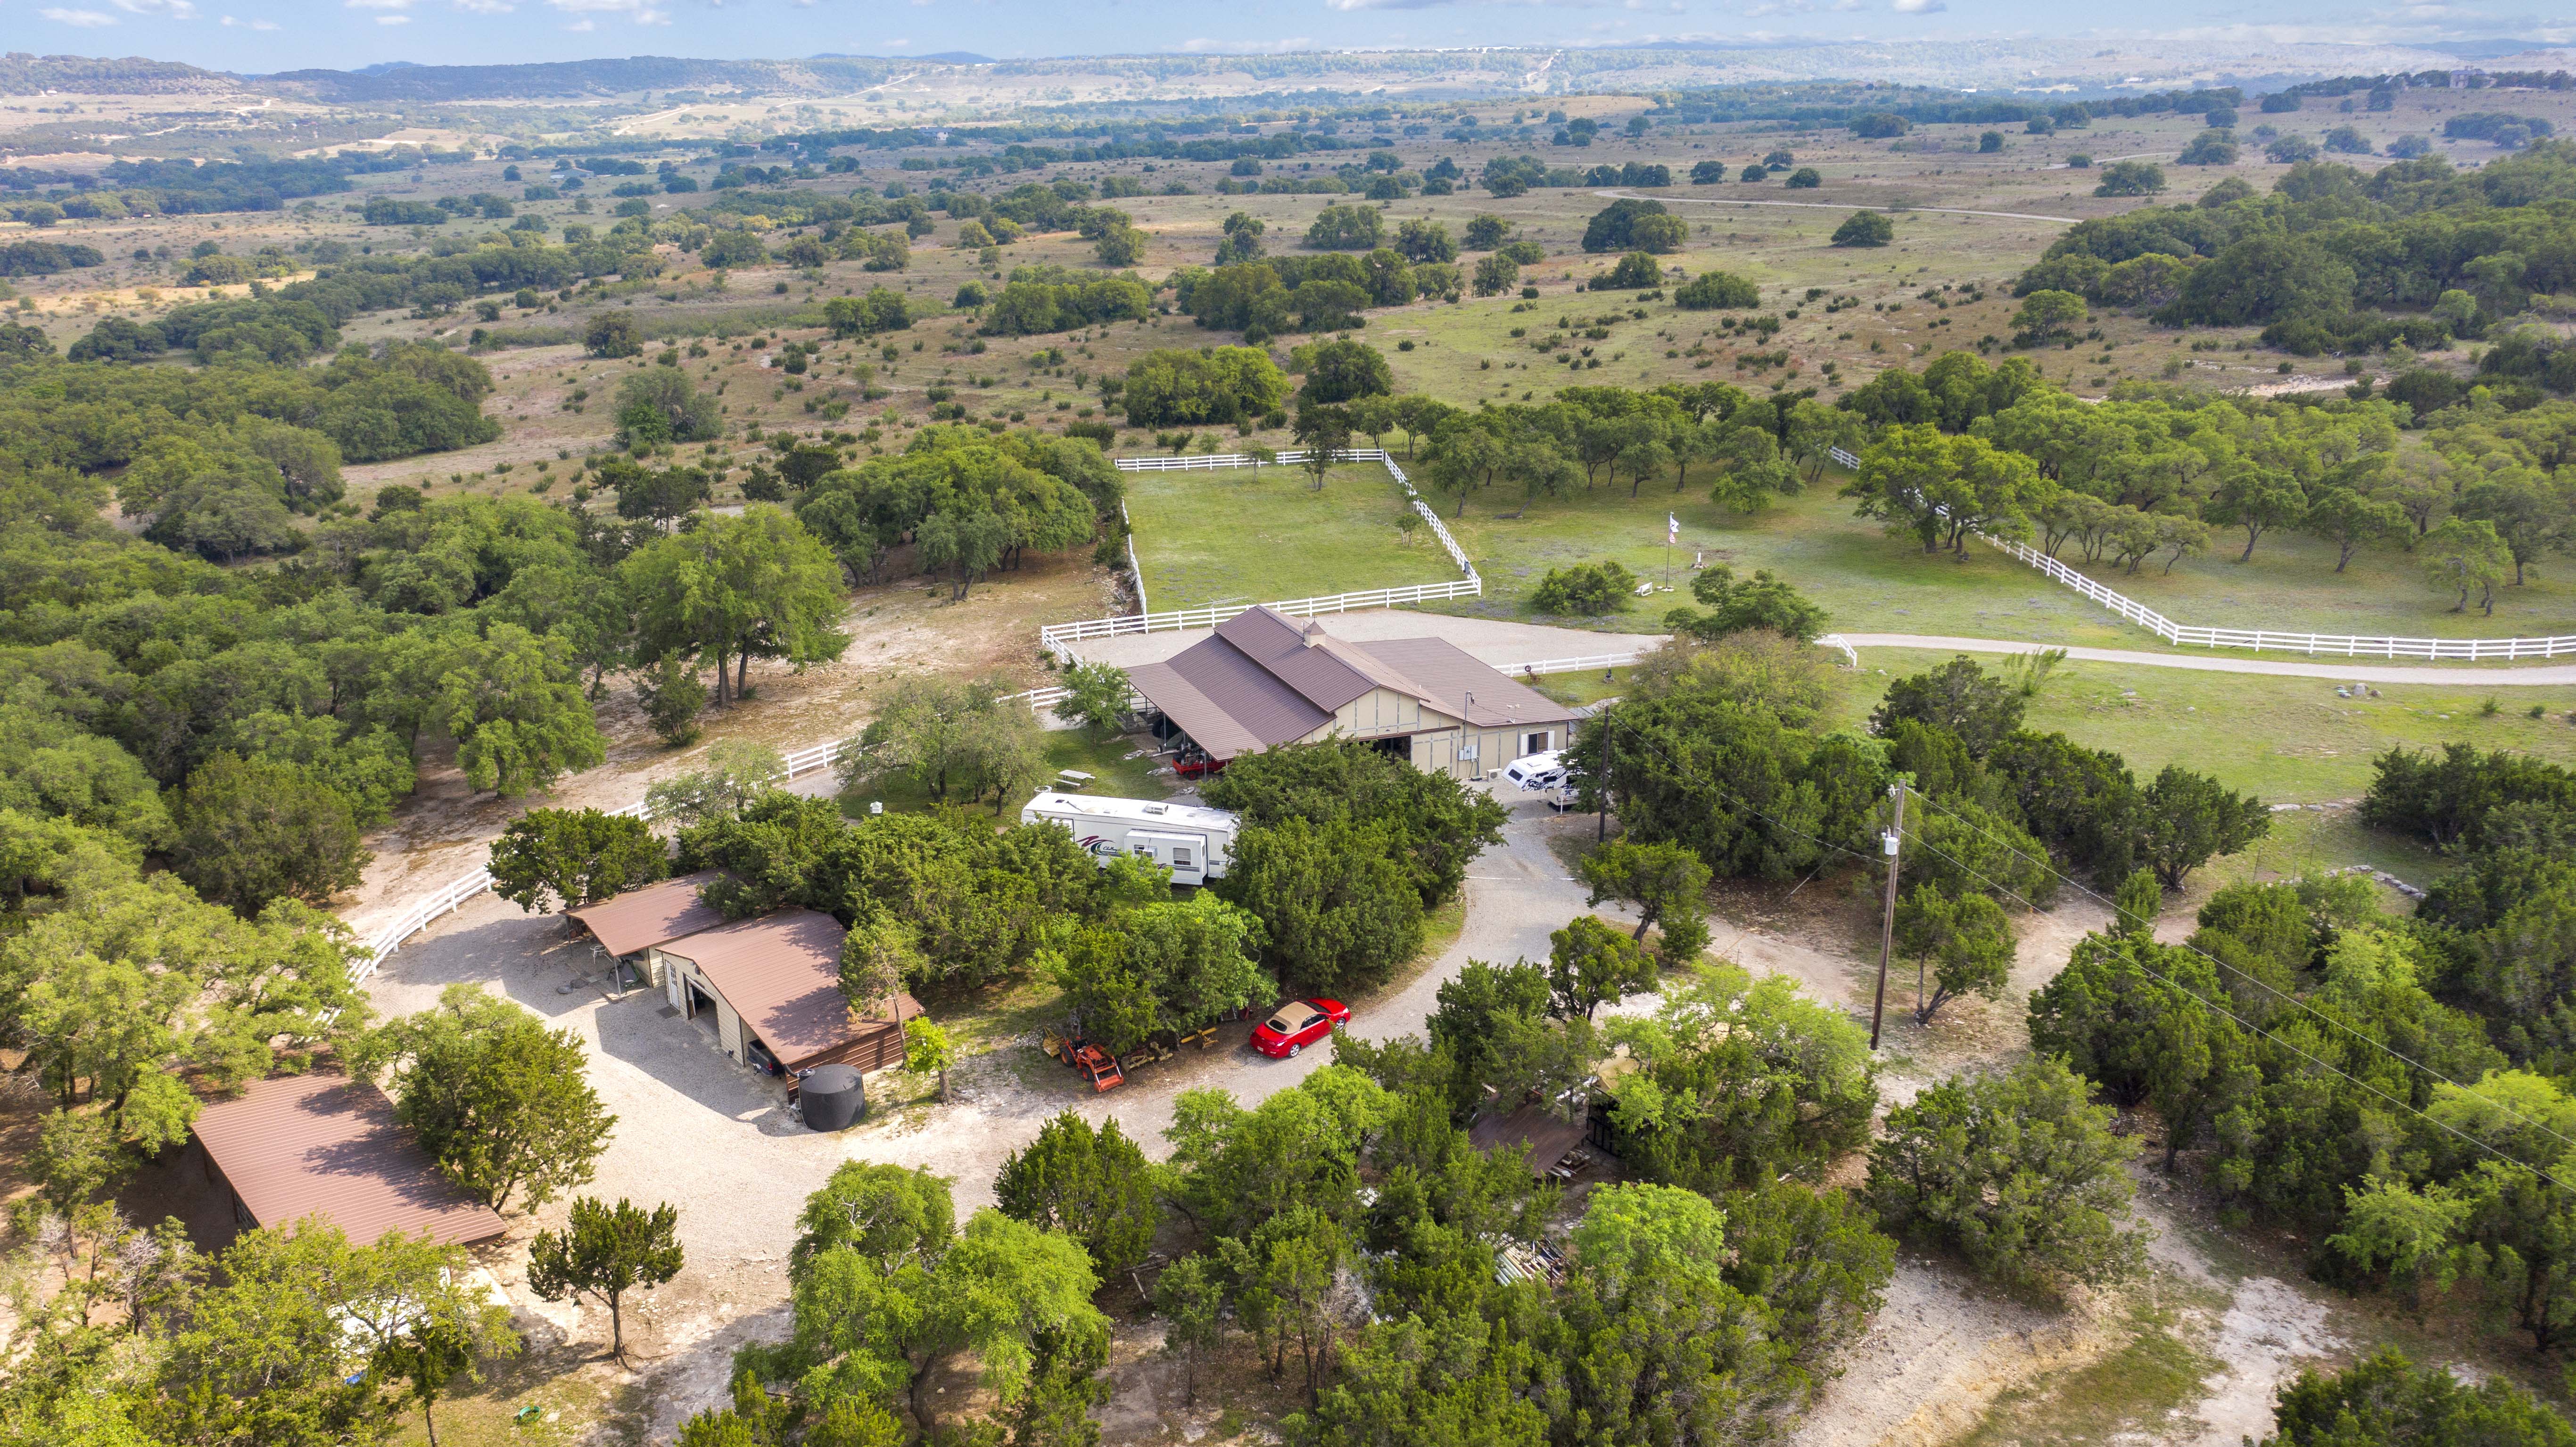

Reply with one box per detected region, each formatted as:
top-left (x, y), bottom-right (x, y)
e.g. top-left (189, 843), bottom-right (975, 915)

top-left (1396, 471), bottom-right (2576, 646)
top-left (1835, 648), bottom-right (2576, 804)
top-left (1123, 460), bottom-right (1460, 610)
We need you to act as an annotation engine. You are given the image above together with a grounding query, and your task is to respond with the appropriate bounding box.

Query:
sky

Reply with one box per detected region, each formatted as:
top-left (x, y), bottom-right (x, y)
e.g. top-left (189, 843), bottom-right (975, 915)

top-left (12, 0), bottom-right (2568, 78)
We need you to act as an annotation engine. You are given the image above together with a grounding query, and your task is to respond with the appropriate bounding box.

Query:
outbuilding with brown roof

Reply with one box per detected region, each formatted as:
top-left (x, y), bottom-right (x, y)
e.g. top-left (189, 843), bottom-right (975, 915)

top-left (649, 908), bottom-right (923, 1076)
top-left (190, 1072), bottom-right (507, 1247)
top-left (566, 869), bottom-right (727, 959)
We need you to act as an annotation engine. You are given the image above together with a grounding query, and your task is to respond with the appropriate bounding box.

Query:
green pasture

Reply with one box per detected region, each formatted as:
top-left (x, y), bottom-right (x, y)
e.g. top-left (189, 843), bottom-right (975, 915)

top-left (1389, 469), bottom-right (2576, 647)
top-left (1837, 649), bottom-right (2576, 805)
top-left (1122, 461), bottom-right (1461, 611)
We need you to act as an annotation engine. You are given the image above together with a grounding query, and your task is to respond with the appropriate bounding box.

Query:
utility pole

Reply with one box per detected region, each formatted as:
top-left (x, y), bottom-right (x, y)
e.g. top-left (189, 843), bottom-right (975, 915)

top-left (1869, 781), bottom-right (1907, 1052)
top-left (1596, 699), bottom-right (1612, 842)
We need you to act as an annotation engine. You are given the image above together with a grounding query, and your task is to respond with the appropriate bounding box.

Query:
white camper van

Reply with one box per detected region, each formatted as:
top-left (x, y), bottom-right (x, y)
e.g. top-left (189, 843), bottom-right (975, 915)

top-left (1019, 792), bottom-right (1239, 886)
top-left (1501, 750), bottom-right (1567, 792)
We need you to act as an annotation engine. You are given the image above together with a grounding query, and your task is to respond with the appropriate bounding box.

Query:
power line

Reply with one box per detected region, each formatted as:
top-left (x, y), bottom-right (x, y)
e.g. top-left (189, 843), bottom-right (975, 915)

top-left (1586, 719), bottom-right (2576, 1192)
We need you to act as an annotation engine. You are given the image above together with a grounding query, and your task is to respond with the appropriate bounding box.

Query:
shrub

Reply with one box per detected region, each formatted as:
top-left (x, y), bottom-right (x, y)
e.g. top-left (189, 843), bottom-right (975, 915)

top-left (1830, 211), bottom-right (1894, 247)
top-left (1600, 252), bottom-right (1664, 289)
top-left (2093, 161), bottom-right (2166, 197)
top-left (1531, 559), bottom-right (1641, 615)
top-left (1674, 270), bottom-right (1760, 309)
top-left (583, 312), bottom-right (643, 359)
top-left (1867, 1055), bottom-right (2147, 1292)
top-left (2179, 131), bottom-right (2241, 165)
top-left (1582, 198), bottom-right (1684, 254)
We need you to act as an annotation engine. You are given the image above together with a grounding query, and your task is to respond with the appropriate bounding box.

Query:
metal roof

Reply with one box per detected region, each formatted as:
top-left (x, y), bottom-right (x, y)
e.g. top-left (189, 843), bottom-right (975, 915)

top-left (191, 1073), bottom-right (509, 1247)
top-left (1126, 607), bottom-right (1578, 760)
top-left (1353, 638), bottom-right (1585, 730)
top-left (566, 870), bottom-right (727, 958)
top-left (1468, 1102), bottom-right (1588, 1176)
top-left (660, 908), bottom-right (919, 1071)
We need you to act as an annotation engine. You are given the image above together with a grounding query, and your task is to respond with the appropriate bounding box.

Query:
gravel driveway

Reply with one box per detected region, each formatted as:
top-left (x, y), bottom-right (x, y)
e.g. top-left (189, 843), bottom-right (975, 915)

top-left (362, 786), bottom-right (1621, 1432)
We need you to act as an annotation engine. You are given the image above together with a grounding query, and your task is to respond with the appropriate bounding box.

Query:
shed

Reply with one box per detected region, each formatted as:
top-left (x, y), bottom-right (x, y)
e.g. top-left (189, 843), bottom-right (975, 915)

top-left (651, 908), bottom-right (924, 1076)
top-left (190, 1072), bottom-right (507, 1247)
top-left (566, 870), bottom-right (726, 960)
top-left (1469, 1103), bottom-right (1591, 1180)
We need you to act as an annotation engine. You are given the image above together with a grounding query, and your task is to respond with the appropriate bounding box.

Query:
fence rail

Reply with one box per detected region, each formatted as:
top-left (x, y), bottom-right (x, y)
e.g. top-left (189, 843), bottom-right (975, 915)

top-left (1040, 578), bottom-right (1487, 657)
top-left (1985, 532), bottom-right (2576, 659)
top-left (1838, 440), bottom-right (2576, 662)
top-left (1504, 652), bottom-right (1641, 680)
top-left (1057, 450), bottom-right (1480, 662)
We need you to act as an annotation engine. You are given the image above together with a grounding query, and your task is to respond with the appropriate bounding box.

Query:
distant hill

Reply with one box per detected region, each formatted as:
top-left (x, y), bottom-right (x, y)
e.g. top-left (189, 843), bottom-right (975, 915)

top-left (813, 51), bottom-right (993, 64)
top-left (6, 38), bottom-right (2536, 105)
top-left (256, 55), bottom-right (903, 103)
top-left (0, 53), bottom-right (231, 96)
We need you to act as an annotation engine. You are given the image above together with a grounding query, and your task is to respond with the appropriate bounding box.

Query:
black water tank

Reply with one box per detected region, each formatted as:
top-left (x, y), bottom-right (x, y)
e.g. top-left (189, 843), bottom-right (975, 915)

top-left (800, 1065), bottom-right (865, 1131)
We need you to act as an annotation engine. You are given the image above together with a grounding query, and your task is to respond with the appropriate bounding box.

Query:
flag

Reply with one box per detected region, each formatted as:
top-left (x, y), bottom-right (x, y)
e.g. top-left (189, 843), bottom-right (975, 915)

top-left (1667, 513), bottom-right (1679, 545)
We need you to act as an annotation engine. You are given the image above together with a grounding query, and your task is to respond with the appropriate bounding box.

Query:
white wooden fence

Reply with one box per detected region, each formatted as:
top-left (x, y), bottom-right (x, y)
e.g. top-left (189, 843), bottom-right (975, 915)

top-left (1988, 534), bottom-right (2576, 659)
top-left (1058, 449), bottom-right (1481, 663)
top-left (1830, 442), bottom-right (2576, 661)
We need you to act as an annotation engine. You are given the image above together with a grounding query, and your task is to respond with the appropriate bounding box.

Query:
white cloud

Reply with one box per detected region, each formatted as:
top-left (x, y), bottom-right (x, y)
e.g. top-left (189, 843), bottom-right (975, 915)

top-left (452, 0), bottom-right (513, 11)
top-left (219, 12), bottom-right (279, 24)
top-left (376, 12), bottom-right (410, 20)
top-left (107, 0), bottom-right (198, 16)
top-left (42, 6), bottom-right (118, 23)
top-left (1891, 0), bottom-right (1945, 12)
top-left (546, 0), bottom-right (668, 23)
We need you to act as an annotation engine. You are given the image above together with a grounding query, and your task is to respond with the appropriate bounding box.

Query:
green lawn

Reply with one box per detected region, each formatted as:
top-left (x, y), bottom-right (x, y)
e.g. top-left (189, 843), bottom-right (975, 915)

top-left (1837, 649), bottom-right (2576, 804)
top-left (1403, 471), bottom-right (2576, 647)
top-left (1122, 460), bottom-right (1460, 611)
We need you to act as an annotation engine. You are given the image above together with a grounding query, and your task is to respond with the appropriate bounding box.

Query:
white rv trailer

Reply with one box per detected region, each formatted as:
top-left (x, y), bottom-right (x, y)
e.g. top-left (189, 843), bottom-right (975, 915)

top-left (1019, 792), bottom-right (1240, 886)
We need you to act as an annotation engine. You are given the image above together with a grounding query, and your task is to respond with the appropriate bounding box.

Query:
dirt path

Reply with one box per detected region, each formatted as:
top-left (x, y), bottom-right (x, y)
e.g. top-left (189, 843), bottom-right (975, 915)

top-left (1731, 882), bottom-right (2375, 1447)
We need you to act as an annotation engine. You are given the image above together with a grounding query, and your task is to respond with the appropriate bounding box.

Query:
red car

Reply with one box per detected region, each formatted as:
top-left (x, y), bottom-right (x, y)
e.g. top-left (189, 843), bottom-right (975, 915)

top-left (1251, 998), bottom-right (1350, 1058)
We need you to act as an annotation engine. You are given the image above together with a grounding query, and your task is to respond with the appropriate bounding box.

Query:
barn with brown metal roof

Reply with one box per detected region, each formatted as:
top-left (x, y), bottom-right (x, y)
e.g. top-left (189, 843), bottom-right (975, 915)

top-left (646, 907), bottom-right (923, 1077)
top-left (1125, 606), bottom-right (1582, 780)
top-left (190, 1072), bottom-right (508, 1247)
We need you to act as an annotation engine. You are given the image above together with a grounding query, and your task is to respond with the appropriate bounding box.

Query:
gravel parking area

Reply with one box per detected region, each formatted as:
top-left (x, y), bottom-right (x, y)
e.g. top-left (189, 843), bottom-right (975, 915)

top-left (363, 786), bottom-right (1621, 1435)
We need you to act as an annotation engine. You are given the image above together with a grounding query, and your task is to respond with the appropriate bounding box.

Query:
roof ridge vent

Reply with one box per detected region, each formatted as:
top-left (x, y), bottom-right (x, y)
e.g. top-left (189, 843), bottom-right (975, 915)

top-left (1303, 620), bottom-right (1327, 646)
